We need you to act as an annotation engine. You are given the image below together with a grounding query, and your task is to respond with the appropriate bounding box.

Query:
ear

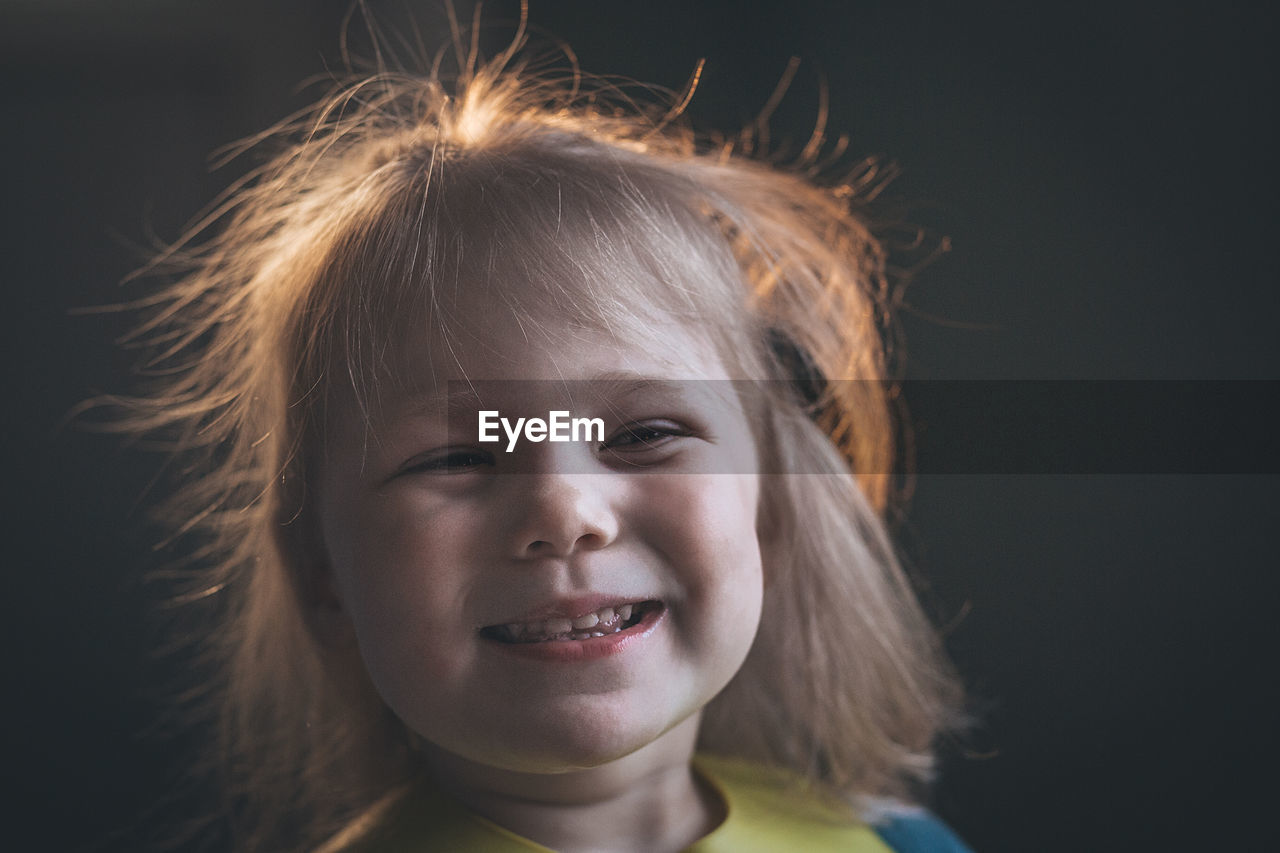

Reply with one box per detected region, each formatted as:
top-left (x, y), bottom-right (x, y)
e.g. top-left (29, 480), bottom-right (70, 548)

top-left (276, 497), bottom-right (358, 650)
top-left (308, 568), bottom-right (357, 649)
top-left (754, 473), bottom-right (784, 590)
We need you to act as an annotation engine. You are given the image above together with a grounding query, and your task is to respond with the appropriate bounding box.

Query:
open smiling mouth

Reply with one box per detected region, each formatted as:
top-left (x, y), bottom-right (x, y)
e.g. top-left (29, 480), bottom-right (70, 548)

top-left (481, 600), bottom-right (662, 644)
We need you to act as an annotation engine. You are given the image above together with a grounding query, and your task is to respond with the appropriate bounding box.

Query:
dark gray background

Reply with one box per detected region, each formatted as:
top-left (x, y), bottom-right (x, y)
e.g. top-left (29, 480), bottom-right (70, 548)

top-left (5, 1), bottom-right (1277, 850)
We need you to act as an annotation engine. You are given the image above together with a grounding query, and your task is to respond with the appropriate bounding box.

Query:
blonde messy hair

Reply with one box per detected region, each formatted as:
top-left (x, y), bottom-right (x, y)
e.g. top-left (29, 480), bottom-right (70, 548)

top-left (115, 13), bottom-right (960, 852)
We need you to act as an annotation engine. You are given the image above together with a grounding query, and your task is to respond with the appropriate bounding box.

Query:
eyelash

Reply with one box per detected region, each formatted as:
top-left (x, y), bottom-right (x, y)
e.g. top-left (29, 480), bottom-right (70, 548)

top-left (401, 449), bottom-right (494, 475)
top-left (601, 420), bottom-right (691, 452)
top-left (397, 419), bottom-right (695, 476)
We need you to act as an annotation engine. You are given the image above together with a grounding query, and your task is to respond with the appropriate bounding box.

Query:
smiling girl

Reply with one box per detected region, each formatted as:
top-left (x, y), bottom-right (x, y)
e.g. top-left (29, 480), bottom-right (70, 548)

top-left (119, 15), bottom-right (968, 853)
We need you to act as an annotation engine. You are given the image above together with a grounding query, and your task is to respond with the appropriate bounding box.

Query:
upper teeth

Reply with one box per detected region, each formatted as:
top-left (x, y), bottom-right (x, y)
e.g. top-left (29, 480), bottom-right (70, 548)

top-left (497, 602), bottom-right (636, 641)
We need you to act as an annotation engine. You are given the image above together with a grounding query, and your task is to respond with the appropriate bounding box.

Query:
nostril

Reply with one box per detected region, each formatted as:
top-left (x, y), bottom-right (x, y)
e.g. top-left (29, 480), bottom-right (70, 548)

top-left (522, 529), bottom-right (610, 560)
top-left (523, 538), bottom-right (581, 560)
top-left (510, 479), bottom-right (620, 559)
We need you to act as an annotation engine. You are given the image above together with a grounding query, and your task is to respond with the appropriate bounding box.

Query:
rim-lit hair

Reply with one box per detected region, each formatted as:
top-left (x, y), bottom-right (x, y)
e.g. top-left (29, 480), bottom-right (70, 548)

top-left (114, 21), bottom-right (961, 852)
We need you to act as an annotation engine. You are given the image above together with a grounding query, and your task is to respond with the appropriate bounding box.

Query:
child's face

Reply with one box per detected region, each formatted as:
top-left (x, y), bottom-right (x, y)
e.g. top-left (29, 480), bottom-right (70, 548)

top-left (315, 298), bottom-right (765, 774)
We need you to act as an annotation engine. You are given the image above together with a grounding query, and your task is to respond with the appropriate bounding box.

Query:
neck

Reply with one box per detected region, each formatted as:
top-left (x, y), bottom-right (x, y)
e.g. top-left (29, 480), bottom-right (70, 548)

top-left (422, 715), bottom-right (724, 853)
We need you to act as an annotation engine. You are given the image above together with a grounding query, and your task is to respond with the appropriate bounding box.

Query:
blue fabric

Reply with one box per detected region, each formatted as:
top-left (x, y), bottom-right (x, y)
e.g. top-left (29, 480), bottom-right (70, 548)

top-left (873, 812), bottom-right (973, 853)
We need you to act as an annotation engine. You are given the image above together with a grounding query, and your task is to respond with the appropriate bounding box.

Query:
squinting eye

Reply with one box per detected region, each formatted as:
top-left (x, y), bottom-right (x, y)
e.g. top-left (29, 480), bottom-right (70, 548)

top-left (602, 420), bottom-right (690, 453)
top-left (400, 449), bottom-right (493, 475)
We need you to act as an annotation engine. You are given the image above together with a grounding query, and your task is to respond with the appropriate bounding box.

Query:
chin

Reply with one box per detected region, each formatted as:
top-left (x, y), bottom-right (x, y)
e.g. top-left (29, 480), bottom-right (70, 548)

top-left (480, 705), bottom-right (686, 775)
top-left (529, 729), bottom-right (664, 774)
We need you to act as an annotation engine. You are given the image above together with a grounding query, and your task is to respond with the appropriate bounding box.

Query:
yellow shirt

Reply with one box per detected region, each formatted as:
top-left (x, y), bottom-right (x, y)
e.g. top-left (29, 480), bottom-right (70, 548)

top-left (338, 755), bottom-right (893, 852)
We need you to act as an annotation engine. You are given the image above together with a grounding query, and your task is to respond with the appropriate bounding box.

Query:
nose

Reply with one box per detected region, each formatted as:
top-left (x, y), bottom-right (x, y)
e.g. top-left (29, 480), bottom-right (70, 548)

top-left (506, 471), bottom-right (620, 561)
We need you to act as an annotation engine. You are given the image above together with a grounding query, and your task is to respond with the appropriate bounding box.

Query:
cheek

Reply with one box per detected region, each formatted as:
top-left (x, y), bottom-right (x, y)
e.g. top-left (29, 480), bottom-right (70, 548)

top-left (319, 491), bottom-right (483, 684)
top-left (650, 474), bottom-right (764, 635)
top-left (682, 474), bottom-right (762, 571)
top-left (325, 485), bottom-right (478, 594)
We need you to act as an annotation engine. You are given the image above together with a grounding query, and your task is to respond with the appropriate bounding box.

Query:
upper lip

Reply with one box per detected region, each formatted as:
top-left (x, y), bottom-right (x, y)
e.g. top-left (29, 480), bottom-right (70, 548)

top-left (483, 594), bottom-right (655, 627)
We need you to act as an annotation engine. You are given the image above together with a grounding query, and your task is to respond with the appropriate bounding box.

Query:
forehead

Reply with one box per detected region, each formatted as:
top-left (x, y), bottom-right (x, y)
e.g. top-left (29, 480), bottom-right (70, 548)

top-left (411, 300), bottom-right (724, 377)
top-left (365, 303), bottom-right (735, 420)
top-left (315, 147), bottom-right (760, 427)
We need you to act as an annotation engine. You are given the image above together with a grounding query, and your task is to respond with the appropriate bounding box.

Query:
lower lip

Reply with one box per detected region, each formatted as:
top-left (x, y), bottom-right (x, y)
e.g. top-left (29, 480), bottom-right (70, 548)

top-left (486, 604), bottom-right (666, 662)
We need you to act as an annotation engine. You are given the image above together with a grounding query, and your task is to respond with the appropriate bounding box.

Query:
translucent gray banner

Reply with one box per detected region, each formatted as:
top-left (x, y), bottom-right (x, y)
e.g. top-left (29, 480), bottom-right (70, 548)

top-left (425, 380), bottom-right (1280, 475)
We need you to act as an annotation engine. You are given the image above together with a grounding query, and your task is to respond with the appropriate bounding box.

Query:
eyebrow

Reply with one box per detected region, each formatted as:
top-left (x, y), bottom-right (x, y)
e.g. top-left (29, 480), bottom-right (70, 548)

top-left (384, 373), bottom-right (697, 427)
top-left (586, 373), bottom-right (690, 402)
top-left (383, 384), bottom-right (485, 426)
